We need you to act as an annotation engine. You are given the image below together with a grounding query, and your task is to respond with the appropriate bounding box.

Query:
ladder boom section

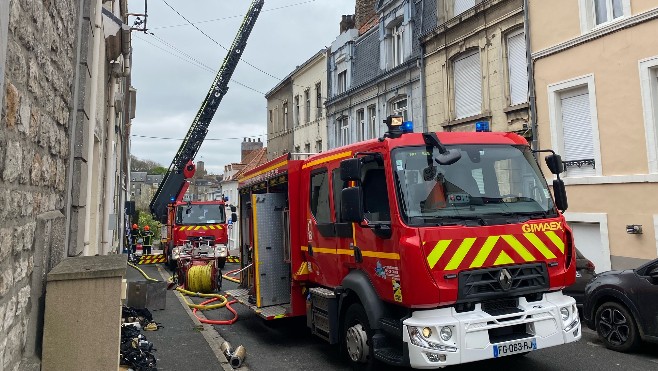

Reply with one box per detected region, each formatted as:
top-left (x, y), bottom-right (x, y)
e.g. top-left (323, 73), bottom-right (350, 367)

top-left (150, 0), bottom-right (264, 223)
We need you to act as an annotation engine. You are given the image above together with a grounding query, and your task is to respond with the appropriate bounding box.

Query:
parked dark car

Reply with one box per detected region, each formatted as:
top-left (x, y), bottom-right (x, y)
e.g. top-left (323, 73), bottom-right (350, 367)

top-left (583, 258), bottom-right (658, 352)
top-left (564, 248), bottom-right (597, 306)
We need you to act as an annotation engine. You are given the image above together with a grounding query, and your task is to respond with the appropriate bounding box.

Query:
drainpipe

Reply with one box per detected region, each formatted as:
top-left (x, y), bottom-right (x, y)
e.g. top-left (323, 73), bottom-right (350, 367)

top-left (83, 0), bottom-right (104, 256)
top-left (523, 0), bottom-right (538, 151)
top-left (419, 0), bottom-right (428, 133)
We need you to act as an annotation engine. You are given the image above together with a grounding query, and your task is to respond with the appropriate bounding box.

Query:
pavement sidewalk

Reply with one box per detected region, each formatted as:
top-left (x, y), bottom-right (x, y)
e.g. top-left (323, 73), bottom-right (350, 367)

top-left (125, 262), bottom-right (235, 371)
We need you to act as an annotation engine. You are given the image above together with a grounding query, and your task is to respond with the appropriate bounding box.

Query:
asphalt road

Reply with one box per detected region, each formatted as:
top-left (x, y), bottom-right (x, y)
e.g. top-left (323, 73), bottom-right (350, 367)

top-left (128, 261), bottom-right (658, 371)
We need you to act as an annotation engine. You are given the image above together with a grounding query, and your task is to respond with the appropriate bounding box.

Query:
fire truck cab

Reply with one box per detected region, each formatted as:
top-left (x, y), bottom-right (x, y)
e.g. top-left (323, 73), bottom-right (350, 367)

top-left (231, 117), bottom-right (580, 369)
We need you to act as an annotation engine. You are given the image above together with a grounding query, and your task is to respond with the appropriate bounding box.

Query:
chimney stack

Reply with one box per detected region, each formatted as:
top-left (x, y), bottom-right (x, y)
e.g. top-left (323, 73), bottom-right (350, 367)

top-left (339, 14), bottom-right (355, 34)
top-left (355, 0), bottom-right (378, 34)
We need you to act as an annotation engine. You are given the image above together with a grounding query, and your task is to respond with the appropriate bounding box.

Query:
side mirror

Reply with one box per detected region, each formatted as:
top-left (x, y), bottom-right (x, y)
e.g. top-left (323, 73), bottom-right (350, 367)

top-left (231, 213), bottom-right (238, 223)
top-left (341, 187), bottom-right (364, 223)
top-left (545, 154), bottom-right (565, 175)
top-left (230, 206), bottom-right (237, 212)
top-left (553, 179), bottom-right (568, 212)
top-left (435, 149), bottom-right (462, 165)
top-left (340, 158), bottom-right (362, 182)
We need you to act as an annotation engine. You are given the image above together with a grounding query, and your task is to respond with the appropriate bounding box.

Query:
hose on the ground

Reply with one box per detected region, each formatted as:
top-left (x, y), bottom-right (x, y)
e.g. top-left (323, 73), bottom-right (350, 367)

top-left (128, 262), bottom-right (160, 282)
top-left (222, 268), bottom-right (241, 283)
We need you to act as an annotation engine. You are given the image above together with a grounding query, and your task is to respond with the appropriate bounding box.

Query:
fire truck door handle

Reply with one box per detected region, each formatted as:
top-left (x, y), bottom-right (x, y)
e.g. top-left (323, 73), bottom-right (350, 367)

top-left (307, 243), bottom-right (313, 256)
top-left (350, 243), bottom-right (363, 263)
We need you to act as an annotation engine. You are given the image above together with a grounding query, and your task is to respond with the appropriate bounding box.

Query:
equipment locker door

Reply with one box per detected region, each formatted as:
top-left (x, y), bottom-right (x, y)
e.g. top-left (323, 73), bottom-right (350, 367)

top-left (252, 193), bottom-right (290, 307)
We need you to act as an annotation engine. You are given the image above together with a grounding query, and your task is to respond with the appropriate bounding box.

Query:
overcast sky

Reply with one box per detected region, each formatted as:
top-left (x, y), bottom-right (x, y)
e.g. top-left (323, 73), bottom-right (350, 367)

top-left (128, 0), bottom-right (355, 174)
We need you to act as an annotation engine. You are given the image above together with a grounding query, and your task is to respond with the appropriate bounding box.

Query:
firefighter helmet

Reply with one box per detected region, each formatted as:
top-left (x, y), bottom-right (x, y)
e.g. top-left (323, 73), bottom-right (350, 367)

top-left (132, 223), bottom-right (138, 229)
top-left (144, 225), bottom-right (150, 231)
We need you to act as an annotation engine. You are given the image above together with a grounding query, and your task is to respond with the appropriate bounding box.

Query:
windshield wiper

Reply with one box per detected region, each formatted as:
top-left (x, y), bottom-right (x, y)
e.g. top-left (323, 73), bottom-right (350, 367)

top-left (433, 215), bottom-right (487, 226)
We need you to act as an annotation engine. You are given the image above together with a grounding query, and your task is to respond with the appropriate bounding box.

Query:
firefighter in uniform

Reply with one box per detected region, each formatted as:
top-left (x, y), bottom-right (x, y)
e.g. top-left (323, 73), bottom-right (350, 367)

top-left (142, 225), bottom-right (154, 255)
top-left (130, 224), bottom-right (141, 255)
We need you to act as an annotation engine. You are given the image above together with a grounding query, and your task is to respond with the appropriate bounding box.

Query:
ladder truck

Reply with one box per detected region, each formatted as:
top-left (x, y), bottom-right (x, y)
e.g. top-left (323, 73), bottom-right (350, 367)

top-left (149, 0), bottom-right (264, 270)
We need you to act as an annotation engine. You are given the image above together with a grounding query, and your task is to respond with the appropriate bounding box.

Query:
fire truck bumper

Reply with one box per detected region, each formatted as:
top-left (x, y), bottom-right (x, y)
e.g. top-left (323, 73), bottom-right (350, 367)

top-left (403, 291), bottom-right (581, 369)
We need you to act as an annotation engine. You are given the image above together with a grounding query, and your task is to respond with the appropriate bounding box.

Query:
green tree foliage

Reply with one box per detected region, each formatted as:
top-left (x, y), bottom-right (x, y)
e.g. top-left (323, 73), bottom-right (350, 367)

top-left (138, 212), bottom-right (162, 241)
top-left (150, 166), bottom-right (168, 175)
top-left (131, 155), bottom-right (162, 172)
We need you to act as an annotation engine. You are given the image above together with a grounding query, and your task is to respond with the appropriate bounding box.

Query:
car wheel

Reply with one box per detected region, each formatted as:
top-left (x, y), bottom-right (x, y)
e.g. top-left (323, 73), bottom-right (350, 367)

top-left (342, 303), bottom-right (375, 370)
top-left (595, 301), bottom-right (640, 352)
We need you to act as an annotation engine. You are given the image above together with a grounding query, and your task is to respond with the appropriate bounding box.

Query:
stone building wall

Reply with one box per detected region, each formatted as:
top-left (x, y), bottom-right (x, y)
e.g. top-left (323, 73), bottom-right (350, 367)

top-left (0, 0), bottom-right (79, 369)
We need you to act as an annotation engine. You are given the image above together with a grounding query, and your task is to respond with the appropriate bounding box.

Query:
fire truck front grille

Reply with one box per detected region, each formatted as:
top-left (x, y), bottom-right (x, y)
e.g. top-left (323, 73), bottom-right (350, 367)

top-left (457, 263), bottom-right (549, 301)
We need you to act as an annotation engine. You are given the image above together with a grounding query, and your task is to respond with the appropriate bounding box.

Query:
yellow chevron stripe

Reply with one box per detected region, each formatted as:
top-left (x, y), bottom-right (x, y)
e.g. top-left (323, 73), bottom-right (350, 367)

top-left (216, 225), bottom-right (223, 230)
top-left (524, 233), bottom-right (557, 259)
top-left (427, 240), bottom-right (452, 269)
top-left (470, 236), bottom-right (500, 268)
top-left (501, 235), bottom-right (536, 262)
top-left (545, 231), bottom-right (565, 253)
top-left (445, 238), bottom-right (476, 270)
top-left (194, 226), bottom-right (201, 231)
top-left (301, 151), bottom-right (352, 169)
top-left (494, 251), bottom-right (515, 265)
top-left (208, 225), bottom-right (215, 230)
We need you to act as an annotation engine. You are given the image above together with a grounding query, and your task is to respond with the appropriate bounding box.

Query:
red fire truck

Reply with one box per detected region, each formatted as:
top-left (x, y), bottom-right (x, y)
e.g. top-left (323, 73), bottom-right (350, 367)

top-left (229, 116), bottom-right (580, 368)
top-left (160, 161), bottom-right (236, 270)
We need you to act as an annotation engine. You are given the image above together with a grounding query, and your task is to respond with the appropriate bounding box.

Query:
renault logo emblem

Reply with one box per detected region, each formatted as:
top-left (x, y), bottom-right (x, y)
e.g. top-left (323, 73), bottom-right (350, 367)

top-left (498, 269), bottom-right (513, 291)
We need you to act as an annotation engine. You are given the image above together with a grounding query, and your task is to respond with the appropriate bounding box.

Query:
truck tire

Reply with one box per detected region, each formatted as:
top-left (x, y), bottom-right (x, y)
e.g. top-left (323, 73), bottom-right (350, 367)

top-left (343, 303), bottom-right (375, 370)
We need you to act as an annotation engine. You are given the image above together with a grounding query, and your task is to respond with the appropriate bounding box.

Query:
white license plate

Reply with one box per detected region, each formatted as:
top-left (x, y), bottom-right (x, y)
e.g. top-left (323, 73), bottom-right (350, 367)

top-left (493, 338), bottom-right (536, 358)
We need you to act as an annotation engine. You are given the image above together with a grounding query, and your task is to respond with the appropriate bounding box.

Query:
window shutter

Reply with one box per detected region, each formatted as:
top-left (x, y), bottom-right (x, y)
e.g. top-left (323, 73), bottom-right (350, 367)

top-left (454, 0), bottom-right (476, 15)
top-left (561, 89), bottom-right (596, 176)
top-left (507, 32), bottom-right (528, 106)
top-left (454, 52), bottom-right (482, 119)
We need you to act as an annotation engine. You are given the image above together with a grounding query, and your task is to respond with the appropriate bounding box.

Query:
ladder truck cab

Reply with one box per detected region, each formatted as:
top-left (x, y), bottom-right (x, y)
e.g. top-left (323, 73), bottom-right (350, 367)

top-left (161, 160), bottom-right (237, 270)
top-left (231, 116), bottom-right (580, 369)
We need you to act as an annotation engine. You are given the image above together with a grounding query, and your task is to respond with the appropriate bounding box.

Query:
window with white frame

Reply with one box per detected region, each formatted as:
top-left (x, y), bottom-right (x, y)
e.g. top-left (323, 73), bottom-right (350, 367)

top-left (579, 0), bottom-right (630, 33)
top-left (639, 57), bottom-right (658, 174)
top-left (454, 51), bottom-right (482, 119)
top-left (357, 109), bottom-right (365, 141)
top-left (367, 105), bottom-right (377, 139)
top-left (338, 71), bottom-right (347, 94)
top-left (594, 0), bottom-right (624, 25)
top-left (316, 83), bottom-right (322, 118)
top-left (391, 98), bottom-right (408, 121)
top-left (454, 0), bottom-right (476, 16)
top-left (507, 30), bottom-right (528, 106)
top-left (560, 87), bottom-right (597, 177)
top-left (304, 143), bottom-right (311, 153)
top-left (283, 103), bottom-right (289, 131)
top-left (339, 117), bottom-right (350, 146)
top-left (390, 21), bottom-right (405, 68)
top-left (305, 90), bottom-right (310, 123)
top-left (294, 95), bottom-right (300, 127)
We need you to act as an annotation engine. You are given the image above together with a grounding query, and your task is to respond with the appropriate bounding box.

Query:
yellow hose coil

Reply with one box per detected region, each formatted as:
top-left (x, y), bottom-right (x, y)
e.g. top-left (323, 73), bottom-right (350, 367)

top-left (187, 263), bottom-right (214, 293)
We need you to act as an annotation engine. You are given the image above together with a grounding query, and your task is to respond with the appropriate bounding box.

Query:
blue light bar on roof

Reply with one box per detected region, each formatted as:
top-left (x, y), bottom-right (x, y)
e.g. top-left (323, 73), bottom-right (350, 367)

top-left (401, 121), bottom-right (414, 133)
top-left (475, 121), bottom-right (490, 132)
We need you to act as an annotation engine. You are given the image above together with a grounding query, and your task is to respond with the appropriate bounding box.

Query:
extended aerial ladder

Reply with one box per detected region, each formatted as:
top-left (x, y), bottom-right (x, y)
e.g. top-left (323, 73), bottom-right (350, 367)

top-left (150, 0), bottom-right (264, 223)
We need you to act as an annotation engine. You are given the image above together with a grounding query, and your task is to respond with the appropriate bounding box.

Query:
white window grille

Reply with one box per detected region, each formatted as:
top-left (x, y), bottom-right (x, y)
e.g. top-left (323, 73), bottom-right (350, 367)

top-left (454, 51), bottom-right (482, 119)
top-left (357, 109), bottom-right (365, 141)
top-left (338, 71), bottom-right (347, 94)
top-left (594, 0), bottom-right (624, 25)
top-left (367, 105), bottom-right (377, 139)
top-left (507, 31), bottom-right (528, 106)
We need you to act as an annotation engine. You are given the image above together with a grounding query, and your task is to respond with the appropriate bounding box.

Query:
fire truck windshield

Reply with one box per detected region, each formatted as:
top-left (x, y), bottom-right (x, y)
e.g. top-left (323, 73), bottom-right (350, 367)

top-left (392, 144), bottom-right (557, 226)
top-left (176, 204), bottom-right (226, 225)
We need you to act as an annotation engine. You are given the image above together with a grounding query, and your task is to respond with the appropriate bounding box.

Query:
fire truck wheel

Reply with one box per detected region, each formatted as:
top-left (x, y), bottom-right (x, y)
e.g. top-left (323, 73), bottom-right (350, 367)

top-left (343, 303), bottom-right (374, 370)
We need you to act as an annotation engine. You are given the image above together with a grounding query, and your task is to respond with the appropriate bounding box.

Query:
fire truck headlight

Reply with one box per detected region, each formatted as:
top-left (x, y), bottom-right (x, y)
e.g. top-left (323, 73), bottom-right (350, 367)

top-left (560, 307), bottom-right (570, 321)
top-left (172, 247), bottom-right (182, 260)
top-left (407, 326), bottom-right (457, 352)
top-left (215, 245), bottom-right (228, 258)
top-left (440, 326), bottom-right (452, 341)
